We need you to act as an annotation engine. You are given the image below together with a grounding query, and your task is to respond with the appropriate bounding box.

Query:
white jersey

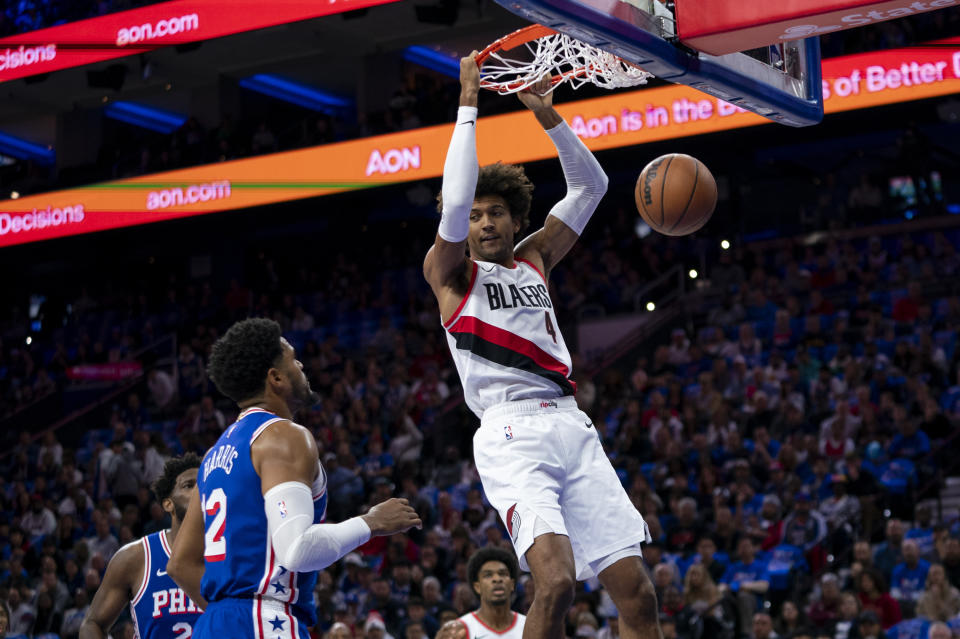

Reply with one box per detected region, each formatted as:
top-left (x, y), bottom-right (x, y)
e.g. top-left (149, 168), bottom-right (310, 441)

top-left (443, 258), bottom-right (575, 418)
top-left (458, 611), bottom-right (526, 639)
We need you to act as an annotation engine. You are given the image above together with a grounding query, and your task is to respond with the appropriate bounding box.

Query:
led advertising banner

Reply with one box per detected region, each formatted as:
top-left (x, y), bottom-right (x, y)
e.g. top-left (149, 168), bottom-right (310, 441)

top-left (0, 0), bottom-right (401, 83)
top-left (1, 37), bottom-right (958, 247)
top-left (676, 0), bottom-right (958, 55)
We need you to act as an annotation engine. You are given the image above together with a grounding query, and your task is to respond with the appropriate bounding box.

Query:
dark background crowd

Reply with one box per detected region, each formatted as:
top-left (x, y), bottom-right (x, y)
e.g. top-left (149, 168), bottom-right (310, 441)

top-left (1, 2), bottom-right (960, 639)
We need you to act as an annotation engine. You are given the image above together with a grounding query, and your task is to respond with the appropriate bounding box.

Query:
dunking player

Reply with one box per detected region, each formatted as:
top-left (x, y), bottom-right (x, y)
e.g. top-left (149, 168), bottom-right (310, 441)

top-left (423, 56), bottom-right (662, 639)
top-left (168, 318), bottom-right (421, 639)
top-left (438, 547), bottom-right (526, 639)
top-left (80, 454), bottom-right (202, 639)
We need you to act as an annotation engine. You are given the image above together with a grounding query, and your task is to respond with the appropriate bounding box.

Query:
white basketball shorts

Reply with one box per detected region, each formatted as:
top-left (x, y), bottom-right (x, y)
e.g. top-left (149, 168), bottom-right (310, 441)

top-left (474, 396), bottom-right (651, 580)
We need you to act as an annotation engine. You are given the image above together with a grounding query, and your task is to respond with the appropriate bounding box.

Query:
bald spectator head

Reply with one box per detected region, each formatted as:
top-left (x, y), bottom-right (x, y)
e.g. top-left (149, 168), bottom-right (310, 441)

top-left (902, 539), bottom-right (920, 566)
top-left (928, 622), bottom-right (952, 639)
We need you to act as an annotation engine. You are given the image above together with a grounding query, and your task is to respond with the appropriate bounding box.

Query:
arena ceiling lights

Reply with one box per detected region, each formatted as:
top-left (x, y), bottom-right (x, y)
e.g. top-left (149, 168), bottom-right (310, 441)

top-left (402, 46), bottom-right (460, 78)
top-left (103, 101), bottom-right (188, 134)
top-left (238, 75), bottom-right (354, 115)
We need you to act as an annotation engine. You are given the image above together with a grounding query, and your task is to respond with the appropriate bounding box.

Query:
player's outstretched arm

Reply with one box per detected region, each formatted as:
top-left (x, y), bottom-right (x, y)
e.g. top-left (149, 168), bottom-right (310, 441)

top-left (515, 75), bottom-right (608, 275)
top-left (79, 542), bottom-right (141, 639)
top-left (424, 52), bottom-right (480, 295)
top-left (167, 487), bottom-right (209, 608)
top-left (257, 420), bottom-right (421, 573)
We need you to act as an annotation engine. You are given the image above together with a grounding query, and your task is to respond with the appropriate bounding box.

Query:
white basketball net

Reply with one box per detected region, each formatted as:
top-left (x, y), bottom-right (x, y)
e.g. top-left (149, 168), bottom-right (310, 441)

top-left (480, 31), bottom-right (653, 94)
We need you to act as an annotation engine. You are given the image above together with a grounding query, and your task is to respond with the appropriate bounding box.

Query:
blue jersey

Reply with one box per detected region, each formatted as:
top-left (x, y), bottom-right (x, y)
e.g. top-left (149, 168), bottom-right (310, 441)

top-left (130, 531), bottom-right (202, 639)
top-left (198, 408), bottom-right (328, 628)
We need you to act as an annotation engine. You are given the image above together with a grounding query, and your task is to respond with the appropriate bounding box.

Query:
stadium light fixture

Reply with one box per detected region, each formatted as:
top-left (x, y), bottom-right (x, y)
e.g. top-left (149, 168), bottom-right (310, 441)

top-left (646, 301), bottom-right (655, 311)
top-left (239, 74), bottom-right (354, 114)
top-left (720, 239), bottom-right (730, 250)
top-left (403, 46), bottom-right (459, 78)
top-left (688, 269), bottom-right (698, 279)
top-left (0, 131), bottom-right (55, 166)
top-left (104, 101), bottom-right (187, 134)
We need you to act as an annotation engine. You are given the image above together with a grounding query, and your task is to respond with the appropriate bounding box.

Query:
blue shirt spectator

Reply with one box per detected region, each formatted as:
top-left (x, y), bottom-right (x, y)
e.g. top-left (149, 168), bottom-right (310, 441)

top-left (890, 540), bottom-right (930, 603)
top-left (888, 419), bottom-right (931, 460)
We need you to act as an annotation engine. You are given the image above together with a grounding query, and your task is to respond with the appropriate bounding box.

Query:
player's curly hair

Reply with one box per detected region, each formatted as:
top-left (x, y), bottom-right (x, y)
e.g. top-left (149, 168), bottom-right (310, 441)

top-left (436, 162), bottom-right (534, 236)
top-left (207, 318), bottom-right (284, 403)
top-left (467, 547), bottom-right (519, 588)
top-left (152, 453), bottom-right (201, 502)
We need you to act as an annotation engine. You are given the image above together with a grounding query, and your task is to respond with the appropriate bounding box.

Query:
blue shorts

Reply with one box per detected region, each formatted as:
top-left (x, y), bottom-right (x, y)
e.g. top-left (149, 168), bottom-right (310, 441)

top-left (195, 597), bottom-right (310, 639)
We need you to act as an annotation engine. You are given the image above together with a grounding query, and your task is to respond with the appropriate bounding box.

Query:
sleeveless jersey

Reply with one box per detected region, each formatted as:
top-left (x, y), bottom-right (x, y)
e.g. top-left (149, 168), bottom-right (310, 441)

top-left (458, 611), bottom-right (526, 639)
top-left (129, 530), bottom-right (201, 639)
top-left (197, 408), bottom-right (328, 626)
top-left (443, 258), bottom-right (575, 418)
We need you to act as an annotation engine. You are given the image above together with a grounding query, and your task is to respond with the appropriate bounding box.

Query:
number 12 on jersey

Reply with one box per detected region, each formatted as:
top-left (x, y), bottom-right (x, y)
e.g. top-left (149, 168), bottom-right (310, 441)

top-left (203, 488), bottom-right (227, 562)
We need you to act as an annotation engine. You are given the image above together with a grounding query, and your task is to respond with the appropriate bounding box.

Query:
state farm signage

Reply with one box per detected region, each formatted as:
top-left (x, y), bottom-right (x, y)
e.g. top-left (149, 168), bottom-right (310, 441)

top-left (676, 0), bottom-right (958, 55)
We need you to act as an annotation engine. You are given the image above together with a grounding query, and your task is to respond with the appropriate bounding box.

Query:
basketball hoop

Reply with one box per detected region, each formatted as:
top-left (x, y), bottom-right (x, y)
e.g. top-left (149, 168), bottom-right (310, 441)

top-left (476, 24), bottom-right (653, 95)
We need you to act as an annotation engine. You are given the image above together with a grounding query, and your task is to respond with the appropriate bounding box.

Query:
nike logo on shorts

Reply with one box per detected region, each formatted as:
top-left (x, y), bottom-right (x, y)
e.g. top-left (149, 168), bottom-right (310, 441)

top-left (460, 120), bottom-right (476, 126)
top-left (584, 421), bottom-right (594, 428)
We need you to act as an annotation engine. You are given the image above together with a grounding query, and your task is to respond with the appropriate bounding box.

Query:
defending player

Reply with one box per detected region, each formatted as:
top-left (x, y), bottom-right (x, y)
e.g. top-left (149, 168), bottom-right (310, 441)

top-left (168, 318), bottom-right (421, 639)
top-left (79, 454), bottom-right (202, 639)
top-left (439, 547), bottom-right (527, 639)
top-left (423, 56), bottom-right (662, 639)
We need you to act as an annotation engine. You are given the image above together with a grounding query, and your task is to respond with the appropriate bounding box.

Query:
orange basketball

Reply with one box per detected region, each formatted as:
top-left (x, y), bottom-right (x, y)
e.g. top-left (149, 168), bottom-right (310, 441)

top-left (635, 153), bottom-right (717, 236)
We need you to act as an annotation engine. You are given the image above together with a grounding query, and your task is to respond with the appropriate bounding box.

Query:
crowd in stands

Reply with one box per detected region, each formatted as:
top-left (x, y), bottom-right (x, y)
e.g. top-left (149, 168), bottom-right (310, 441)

top-left (2, 190), bottom-right (960, 639)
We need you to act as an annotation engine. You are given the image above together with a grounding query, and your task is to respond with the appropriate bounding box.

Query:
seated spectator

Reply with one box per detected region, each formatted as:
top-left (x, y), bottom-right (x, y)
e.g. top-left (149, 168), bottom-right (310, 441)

top-left (781, 492), bottom-right (828, 569)
top-left (890, 540), bottom-right (930, 609)
top-left (875, 520), bottom-right (906, 583)
top-left (694, 536), bottom-right (728, 583)
top-left (820, 476), bottom-right (861, 555)
top-left (808, 573), bottom-right (843, 629)
top-left (857, 568), bottom-right (902, 630)
top-left (721, 537), bottom-right (771, 633)
top-left (887, 411), bottom-right (931, 461)
top-left (776, 600), bottom-right (809, 637)
top-left (666, 497), bottom-right (704, 557)
top-left (905, 507), bottom-right (936, 557)
top-left (857, 610), bottom-right (889, 639)
top-left (682, 562), bottom-right (722, 615)
top-left (915, 563), bottom-right (960, 622)
top-left (942, 537), bottom-right (960, 589)
top-left (830, 592), bottom-right (861, 639)
top-left (753, 611), bottom-right (779, 639)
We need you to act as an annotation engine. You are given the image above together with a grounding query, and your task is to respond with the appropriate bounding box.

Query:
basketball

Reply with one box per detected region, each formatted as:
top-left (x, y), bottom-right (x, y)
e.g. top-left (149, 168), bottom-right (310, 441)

top-left (635, 153), bottom-right (717, 236)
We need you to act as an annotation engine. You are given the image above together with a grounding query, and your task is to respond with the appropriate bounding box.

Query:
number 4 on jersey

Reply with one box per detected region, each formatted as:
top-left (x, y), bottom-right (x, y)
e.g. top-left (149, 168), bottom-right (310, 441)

top-left (544, 311), bottom-right (557, 344)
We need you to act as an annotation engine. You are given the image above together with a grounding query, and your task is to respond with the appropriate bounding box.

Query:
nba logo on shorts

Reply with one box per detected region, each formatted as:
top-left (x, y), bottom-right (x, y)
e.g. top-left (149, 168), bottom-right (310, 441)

top-left (504, 425), bottom-right (513, 440)
top-left (278, 500), bottom-right (287, 518)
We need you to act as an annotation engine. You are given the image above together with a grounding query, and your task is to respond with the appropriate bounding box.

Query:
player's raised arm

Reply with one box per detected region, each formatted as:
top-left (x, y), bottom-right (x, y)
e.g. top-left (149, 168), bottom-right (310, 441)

top-left (515, 75), bottom-right (608, 274)
top-left (79, 543), bottom-right (141, 639)
top-left (423, 52), bottom-right (481, 293)
top-left (256, 420), bottom-right (421, 573)
top-left (167, 487), bottom-right (208, 608)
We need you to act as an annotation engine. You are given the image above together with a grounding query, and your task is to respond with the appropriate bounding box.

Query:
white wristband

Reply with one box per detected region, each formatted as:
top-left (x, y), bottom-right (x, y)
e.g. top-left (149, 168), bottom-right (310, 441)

top-left (438, 106), bottom-right (479, 243)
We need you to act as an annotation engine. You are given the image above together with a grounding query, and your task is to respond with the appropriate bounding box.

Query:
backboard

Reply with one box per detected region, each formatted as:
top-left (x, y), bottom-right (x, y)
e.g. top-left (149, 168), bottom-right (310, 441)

top-left (493, 0), bottom-right (824, 126)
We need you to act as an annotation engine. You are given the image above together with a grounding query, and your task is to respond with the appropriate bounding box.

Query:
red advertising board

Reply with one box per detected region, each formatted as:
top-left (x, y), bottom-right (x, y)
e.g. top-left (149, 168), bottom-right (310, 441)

top-left (676, 0), bottom-right (958, 55)
top-left (0, 37), bottom-right (958, 248)
top-left (0, 0), bottom-right (401, 83)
